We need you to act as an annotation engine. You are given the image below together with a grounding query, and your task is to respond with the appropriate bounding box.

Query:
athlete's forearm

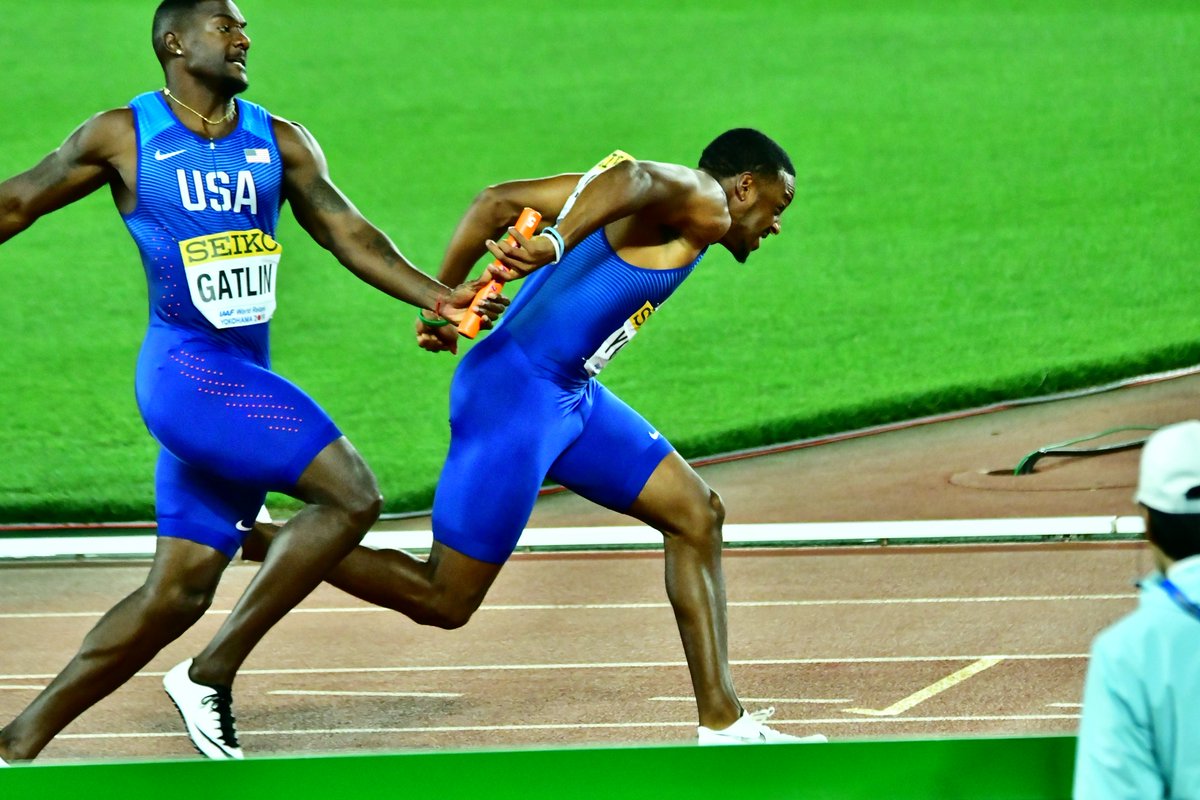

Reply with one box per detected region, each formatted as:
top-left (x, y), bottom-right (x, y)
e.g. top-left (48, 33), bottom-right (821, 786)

top-left (0, 158), bottom-right (106, 245)
top-left (287, 176), bottom-right (448, 310)
top-left (328, 221), bottom-right (451, 311)
top-left (437, 185), bottom-right (523, 285)
top-left (0, 187), bottom-right (35, 244)
top-left (439, 174), bottom-right (587, 284)
top-left (0, 113), bottom-right (127, 246)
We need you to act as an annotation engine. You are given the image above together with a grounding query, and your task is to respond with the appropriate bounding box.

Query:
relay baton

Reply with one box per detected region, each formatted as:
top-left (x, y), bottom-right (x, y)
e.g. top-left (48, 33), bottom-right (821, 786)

top-left (456, 206), bottom-right (542, 338)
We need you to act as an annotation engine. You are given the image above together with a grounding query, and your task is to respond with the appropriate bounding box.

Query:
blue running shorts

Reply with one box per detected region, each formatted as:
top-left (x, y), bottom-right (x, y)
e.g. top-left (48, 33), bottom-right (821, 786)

top-left (433, 330), bottom-right (673, 564)
top-left (136, 326), bottom-right (341, 558)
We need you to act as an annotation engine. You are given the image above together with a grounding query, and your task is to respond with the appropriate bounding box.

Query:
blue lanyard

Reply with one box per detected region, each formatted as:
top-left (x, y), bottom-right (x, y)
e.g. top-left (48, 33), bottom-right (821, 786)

top-left (1160, 577), bottom-right (1200, 623)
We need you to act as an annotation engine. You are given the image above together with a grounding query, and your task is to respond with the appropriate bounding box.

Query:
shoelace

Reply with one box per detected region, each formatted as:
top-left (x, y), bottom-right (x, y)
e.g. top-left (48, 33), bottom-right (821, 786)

top-left (749, 706), bottom-right (778, 724)
top-left (202, 689), bottom-right (241, 747)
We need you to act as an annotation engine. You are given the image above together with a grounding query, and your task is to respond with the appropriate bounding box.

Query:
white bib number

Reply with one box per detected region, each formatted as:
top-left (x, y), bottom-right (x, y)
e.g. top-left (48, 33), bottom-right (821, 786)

top-left (180, 229), bottom-right (281, 329)
top-left (584, 301), bottom-right (655, 377)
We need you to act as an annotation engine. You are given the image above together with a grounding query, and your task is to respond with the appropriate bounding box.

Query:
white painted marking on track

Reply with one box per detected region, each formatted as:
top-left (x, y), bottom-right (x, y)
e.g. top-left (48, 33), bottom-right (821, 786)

top-left (53, 712), bottom-right (1081, 742)
top-left (269, 690), bottom-right (461, 698)
top-left (0, 515), bottom-right (1147, 559)
top-left (0, 653), bottom-right (1090, 682)
top-left (0, 593), bottom-right (1137, 620)
top-left (652, 696), bottom-right (851, 705)
top-left (844, 657), bottom-right (1004, 717)
top-left (1047, 702), bottom-right (1082, 708)
top-left (0, 684), bottom-right (46, 690)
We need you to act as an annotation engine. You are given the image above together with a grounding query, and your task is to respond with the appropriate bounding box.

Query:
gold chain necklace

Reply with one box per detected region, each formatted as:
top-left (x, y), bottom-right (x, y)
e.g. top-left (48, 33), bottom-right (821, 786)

top-left (162, 87), bottom-right (236, 126)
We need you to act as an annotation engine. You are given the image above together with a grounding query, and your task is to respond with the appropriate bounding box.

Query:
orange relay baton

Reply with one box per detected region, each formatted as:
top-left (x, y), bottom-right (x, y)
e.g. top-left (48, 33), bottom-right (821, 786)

top-left (457, 206), bottom-right (542, 339)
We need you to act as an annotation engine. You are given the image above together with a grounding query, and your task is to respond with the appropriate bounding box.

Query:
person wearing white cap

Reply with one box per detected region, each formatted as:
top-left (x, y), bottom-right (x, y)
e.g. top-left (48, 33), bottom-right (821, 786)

top-left (1073, 420), bottom-right (1200, 799)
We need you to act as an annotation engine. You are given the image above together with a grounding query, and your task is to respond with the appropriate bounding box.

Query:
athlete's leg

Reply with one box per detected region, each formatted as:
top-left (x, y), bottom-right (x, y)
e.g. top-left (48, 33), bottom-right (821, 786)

top-left (241, 334), bottom-right (570, 630)
top-left (0, 536), bottom-right (229, 761)
top-left (548, 386), bottom-right (740, 730)
top-left (135, 337), bottom-right (379, 687)
top-left (239, 410), bottom-right (543, 630)
top-left (247, 530), bottom-right (505, 630)
top-left (625, 453), bottom-right (740, 730)
top-left (187, 436), bottom-right (381, 686)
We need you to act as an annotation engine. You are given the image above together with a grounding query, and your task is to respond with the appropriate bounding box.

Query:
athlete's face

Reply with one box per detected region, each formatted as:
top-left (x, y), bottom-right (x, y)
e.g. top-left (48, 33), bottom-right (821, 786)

top-left (176, 1), bottom-right (252, 94)
top-left (721, 170), bottom-right (795, 264)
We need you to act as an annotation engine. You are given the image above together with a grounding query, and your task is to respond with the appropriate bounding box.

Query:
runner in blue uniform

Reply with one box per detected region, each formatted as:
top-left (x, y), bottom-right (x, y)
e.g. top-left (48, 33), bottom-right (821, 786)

top-left (0, 0), bottom-right (504, 763)
top-left (251, 132), bottom-right (822, 744)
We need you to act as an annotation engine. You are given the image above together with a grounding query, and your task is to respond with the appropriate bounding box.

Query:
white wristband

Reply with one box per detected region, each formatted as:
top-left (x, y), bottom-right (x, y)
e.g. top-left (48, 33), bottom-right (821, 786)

top-left (539, 226), bottom-right (565, 264)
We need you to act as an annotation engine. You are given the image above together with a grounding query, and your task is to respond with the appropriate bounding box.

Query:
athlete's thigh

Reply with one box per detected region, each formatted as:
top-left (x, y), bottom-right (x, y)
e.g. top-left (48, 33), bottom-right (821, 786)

top-left (138, 337), bottom-right (342, 490)
top-left (155, 446), bottom-right (267, 559)
top-left (623, 450), bottom-right (715, 536)
top-left (547, 382), bottom-right (674, 513)
top-left (433, 337), bottom-right (582, 564)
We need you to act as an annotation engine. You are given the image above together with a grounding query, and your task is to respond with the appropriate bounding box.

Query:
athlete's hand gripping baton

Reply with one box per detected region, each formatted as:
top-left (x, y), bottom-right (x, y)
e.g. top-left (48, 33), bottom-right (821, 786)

top-left (457, 207), bottom-right (542, 339)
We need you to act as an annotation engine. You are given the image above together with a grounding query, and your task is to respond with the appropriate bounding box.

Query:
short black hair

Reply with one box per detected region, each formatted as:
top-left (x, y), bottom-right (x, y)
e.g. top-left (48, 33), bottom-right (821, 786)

top-left (1146, 508), bottom-right (1200, 561)
top-left (152, 0), bottom-right (208, 58)
top-left (698, 128), bottom-right (794, 181)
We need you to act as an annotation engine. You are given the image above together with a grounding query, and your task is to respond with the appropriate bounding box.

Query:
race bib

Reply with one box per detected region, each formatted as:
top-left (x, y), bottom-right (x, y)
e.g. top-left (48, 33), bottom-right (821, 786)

top-left (179, 229), bottom-right (281, 329)
top-left (584, 301), bottom-right (655, 377)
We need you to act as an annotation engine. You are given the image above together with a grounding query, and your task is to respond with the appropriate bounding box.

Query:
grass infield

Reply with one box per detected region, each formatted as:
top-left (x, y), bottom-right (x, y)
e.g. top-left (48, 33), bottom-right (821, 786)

top-left (0, 0), bottom-right (1196, 521)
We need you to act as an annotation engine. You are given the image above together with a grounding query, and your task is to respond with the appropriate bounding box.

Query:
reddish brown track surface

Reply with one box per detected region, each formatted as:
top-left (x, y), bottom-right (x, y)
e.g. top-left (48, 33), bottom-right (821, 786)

top-left (2, 373), bottom-right (1196, 763)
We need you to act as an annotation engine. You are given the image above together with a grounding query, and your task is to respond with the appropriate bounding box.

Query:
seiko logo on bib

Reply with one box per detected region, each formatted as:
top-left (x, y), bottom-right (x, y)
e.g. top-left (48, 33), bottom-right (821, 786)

top-left (179, 229), bottom-right (282, 330)
top-left (177, 169), bottom-right (258, 214)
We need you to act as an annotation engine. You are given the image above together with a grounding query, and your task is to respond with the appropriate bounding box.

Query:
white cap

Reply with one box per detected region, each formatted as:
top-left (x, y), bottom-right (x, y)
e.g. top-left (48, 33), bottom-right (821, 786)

top-left (1136, 420), bottom-right (1200, 515)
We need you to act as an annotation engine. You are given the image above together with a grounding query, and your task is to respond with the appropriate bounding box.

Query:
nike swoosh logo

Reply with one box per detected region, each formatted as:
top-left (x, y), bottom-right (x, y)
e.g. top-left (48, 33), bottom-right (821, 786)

top-left (235, 521), bottom-right (253, 532)
top-left (154, 148), bottom-right (186, 161)
top-left (648, 431), bottom-right (660, 440)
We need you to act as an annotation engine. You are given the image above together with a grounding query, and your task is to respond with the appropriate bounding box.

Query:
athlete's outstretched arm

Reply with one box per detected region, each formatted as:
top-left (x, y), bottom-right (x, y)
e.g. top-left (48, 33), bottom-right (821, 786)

top-left (0, 111), bottom-right (129, 244)
top-left (484, 160), bottom-right (730, 279)
top-left (273, 118), bottom-right (503, 324)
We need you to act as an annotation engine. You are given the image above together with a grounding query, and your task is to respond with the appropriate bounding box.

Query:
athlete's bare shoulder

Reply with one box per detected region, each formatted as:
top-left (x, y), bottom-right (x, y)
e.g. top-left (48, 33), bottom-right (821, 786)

top-left (0, 107), bottom-right (136, 234)
top-left (68, 107), bottom-right (137, 165)
top-left (635, 160), bottom-right (730, 243)
top-left (267, 113), bottom-right (322, 166)
top-left (264, 113), bottom-right (357, 221)
top-left (648, 161), bottom-right (727, 207)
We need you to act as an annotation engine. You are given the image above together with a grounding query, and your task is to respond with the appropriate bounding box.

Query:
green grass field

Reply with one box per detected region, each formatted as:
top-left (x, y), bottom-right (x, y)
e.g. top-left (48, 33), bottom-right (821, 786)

top-left (1, 0), bottom-right (1196, 522)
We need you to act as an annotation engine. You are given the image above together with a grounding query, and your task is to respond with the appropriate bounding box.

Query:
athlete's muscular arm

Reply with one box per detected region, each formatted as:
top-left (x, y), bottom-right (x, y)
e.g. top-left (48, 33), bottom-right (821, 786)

top-left (0, 110), bottom-right (132, 244)
top-left (484, 160), bottom-right (730, 278)
top-left (434, 174), bottom-right (582, 286)
top-left (272, 117), bottom-right (503, 324)
top-left (410, 174), bottom-right (583, 355)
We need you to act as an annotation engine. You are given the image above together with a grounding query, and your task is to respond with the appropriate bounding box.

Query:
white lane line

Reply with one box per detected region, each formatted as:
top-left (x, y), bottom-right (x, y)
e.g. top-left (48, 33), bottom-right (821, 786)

top-left (269, 690), bottom-right (461, 698)
top-left (844, 657), bottom-right (1004, 717)
top-left (0, 593), bottom-right (1136, 620)
top-left (1047, 702), bottom-right (1082, 708)
top-left (54, 712), bottom-right (1081, 741)
top-left (0, 684), bottom-right (46, 690)
top-left (652, 696), bottom-right (851, 705)
top-left (0, 515), bottom-right (1147, 559)
top-left (0, 653), bottom-right (1088, 682)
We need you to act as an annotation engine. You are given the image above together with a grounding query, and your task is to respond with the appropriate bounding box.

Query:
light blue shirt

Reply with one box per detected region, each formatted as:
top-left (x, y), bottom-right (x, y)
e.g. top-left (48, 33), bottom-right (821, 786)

top-left (1074, 555), bottom-right (1200, 799)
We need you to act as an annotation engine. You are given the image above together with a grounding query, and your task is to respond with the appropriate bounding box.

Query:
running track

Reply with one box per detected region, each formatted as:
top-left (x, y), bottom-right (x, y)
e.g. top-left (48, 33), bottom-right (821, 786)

top-left (3, 368), bottom-right (1193, 762)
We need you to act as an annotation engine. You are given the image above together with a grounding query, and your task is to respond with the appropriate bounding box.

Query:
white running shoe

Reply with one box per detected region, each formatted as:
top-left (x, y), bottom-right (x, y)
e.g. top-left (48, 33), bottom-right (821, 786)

top-left (698, 707), bottom-right (828, 745)
top-left (163, 659), bottom-right (244, 759)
